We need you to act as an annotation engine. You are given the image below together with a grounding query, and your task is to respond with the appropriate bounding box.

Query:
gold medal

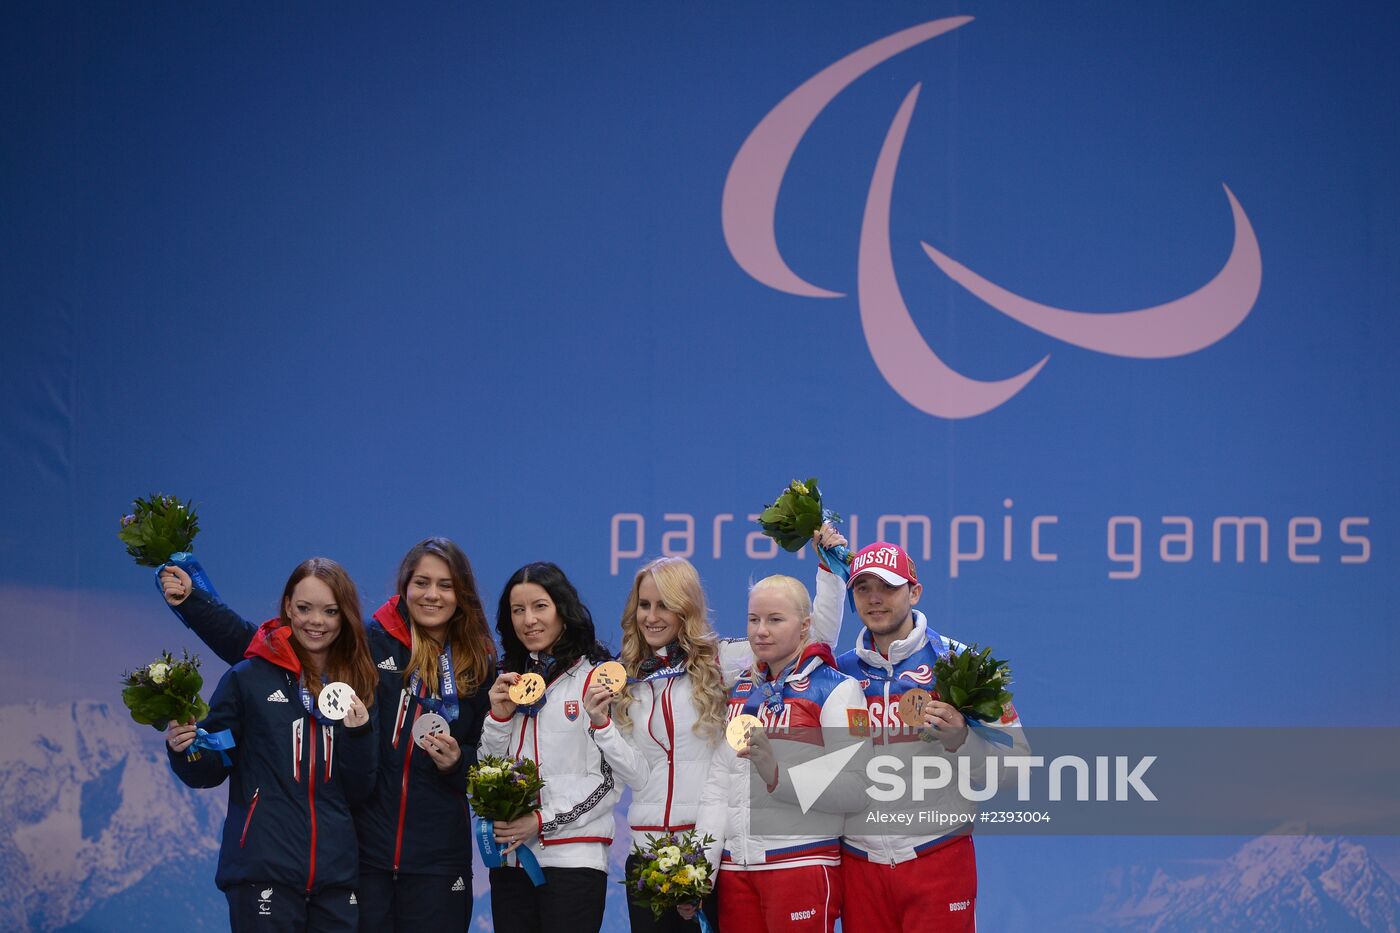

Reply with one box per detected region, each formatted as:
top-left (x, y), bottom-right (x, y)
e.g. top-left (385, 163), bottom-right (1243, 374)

top-left (593, 660), bottom-right (627, 696)
top-left (508, 672), bottom-right (546, 705)
top-left (897, 688), bottom-right (933, 727)
top-left (726, 713), bottom-right (764, 751)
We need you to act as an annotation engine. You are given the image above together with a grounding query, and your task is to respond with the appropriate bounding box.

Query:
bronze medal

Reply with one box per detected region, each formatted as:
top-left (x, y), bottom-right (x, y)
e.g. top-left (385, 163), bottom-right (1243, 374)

top-left (897, 688), bottom-right (933, 727)
top-left (726, 713), bottom-right (764, 751)
top-left (508, 672), bottom-right (546, 705)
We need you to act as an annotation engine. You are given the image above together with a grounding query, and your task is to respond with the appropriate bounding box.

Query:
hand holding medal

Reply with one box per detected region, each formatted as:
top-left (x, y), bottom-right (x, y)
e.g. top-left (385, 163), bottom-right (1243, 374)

top-left (488, 671), bottom-right (539, 720)
top-left (316, 682), bottom-right (369, 729)
top-left (412, 712), bottom-right (462, 770)
top-left (509, 673), bottom-right (546, 705)
top-left (726, 713), bottom-right (764, 752)
top-left (729, 714), bottom-right (778, 786)
top-left (582, 661), bottom-right (627, 727)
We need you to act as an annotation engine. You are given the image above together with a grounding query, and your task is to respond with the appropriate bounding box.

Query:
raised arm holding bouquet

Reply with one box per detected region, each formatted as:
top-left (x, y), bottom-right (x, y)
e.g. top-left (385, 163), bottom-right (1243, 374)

top-left (757, 478), bottom-right (853, 582)
top-left (119, 494), bottom-right (219, 604)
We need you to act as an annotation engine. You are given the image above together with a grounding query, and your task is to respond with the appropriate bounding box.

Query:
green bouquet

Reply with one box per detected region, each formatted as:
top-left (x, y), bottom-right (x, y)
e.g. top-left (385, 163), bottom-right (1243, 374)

top-left (623, 830), bottom-right (717, 919)
top-left (466, 756), bottom-right (545, 822)
top-left (118, 494), bottom-right (200, 567)
top-left (757, 478), bottom-right (839, 552)
top-left (933, 644), bottom-right (1014, 723)
top-left (121, 650), bottom-right (210, 731)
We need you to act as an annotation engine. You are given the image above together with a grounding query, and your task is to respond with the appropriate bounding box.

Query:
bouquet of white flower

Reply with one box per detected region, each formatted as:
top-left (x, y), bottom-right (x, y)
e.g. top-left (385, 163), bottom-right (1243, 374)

top-left (466, 755), bottom-right (545, 822)
top-left (121, 650), bottom-right (209, 731)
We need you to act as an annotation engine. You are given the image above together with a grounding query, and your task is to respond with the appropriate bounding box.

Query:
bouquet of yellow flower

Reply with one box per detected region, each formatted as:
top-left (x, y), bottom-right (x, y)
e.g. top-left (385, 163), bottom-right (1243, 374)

top-left (758, 478), bottom-right (853, 594)
top-left (623, 830), bottom-right (716, 921)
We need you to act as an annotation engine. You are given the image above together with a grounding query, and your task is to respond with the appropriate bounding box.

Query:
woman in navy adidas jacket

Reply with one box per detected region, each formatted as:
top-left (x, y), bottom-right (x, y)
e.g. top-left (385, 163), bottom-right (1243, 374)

top-left (161, 537), bottom-right (496, 931)
top-left (167, 557), bottom-right (380, 932)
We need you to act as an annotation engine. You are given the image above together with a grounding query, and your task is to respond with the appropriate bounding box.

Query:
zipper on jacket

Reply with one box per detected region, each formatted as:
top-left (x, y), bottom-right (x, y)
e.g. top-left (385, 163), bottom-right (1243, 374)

top-left (306, 722), bottom-right (318, 893)
top-left (240, 787), bottom-right (260, 848)
top-left (661, 680), bottom-right (676, 829)
top-left (393, 694), bottom-right (420, 876)
top-left (881, 678), bottom-right (892, 866)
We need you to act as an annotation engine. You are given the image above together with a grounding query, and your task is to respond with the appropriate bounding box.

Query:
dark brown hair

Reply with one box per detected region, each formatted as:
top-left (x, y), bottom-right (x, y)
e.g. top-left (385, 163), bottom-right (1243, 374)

top-left (279, 557), bottom-right (378, 706)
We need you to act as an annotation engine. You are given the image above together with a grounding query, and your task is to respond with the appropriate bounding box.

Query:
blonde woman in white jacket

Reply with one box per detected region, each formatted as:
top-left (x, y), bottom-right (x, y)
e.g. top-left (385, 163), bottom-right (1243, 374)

top-left (585, 525), bottom-right (847, 932)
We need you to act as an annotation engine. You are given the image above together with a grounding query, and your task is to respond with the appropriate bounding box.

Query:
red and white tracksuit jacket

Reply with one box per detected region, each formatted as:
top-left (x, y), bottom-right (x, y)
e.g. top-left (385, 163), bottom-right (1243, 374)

top-left (477, 658), bottom-right (621, 872)
top-left (590, 566), bottom-right (847, 850)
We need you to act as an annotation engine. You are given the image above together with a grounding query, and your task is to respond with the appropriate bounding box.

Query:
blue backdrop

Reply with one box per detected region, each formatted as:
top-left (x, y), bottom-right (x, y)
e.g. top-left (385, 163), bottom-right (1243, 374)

top-left (3, 2), bottom-right (1398, 929)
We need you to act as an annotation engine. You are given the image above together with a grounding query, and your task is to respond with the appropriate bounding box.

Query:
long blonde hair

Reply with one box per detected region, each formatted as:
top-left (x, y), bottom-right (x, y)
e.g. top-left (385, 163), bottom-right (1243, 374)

top-left (616, 558), bottom-right (726, 741)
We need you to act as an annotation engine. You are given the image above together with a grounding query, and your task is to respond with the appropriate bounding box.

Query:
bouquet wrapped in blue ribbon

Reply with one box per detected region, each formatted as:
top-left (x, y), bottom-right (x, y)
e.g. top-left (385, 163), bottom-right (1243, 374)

top-left (121, 650), bottom-right (233, 763)
top-left (118, 493), bottom-right (219, 601)
top-left (467, 756), bottom-right (547, 885)
top-left (757, 478), bottom-right (853, 582)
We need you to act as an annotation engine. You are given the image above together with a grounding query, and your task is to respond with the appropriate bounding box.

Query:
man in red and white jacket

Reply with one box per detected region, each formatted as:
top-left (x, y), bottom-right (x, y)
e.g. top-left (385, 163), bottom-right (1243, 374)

top-left (836, 542), bottom-right (1029, 932)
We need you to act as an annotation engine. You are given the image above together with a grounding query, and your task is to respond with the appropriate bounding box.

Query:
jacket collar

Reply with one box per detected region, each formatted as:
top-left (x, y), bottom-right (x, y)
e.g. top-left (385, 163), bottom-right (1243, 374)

top-left (754, 641), bottom-right (836, 682)
top-left (372, 596), bottom-right (412, 649)
top-left (244, 618), bottom-right (304, 675)
top-left (854, 611), bottom-right (932, 672)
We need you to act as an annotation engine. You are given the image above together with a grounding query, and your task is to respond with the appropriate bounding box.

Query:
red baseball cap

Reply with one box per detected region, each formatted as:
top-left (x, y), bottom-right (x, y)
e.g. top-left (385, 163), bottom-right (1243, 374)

top-left (847, 541), bottom-right (917, 588)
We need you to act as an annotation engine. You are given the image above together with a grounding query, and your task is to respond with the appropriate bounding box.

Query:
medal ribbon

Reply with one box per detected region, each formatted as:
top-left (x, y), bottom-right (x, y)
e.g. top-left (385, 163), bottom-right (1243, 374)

top-left (474, 817), bottom-right (546, 886)
top-left (633, 644), bottom-right (689, 684)
top-left (298, 678), bottom-right (336, 725)
top-left (630, 662), bottom-right (687, 684)
top-left (519, 652), bottom-right (556, 718)
top-left (408, 644), bottom-right (460, 722)
top-left (742, 656), bottom-right (804, 717)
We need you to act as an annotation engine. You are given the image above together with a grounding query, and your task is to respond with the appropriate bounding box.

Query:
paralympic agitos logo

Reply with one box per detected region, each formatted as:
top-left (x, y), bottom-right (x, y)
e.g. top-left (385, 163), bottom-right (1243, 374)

top-left (722, 17), bottom-right (1263, 419)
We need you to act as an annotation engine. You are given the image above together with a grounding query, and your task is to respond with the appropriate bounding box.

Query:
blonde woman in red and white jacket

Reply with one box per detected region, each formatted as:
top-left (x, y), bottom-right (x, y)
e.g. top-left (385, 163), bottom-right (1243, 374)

top-left (585, 525), bottom-right (847, 932)
top-left (478, 562), bottom-right (618, 933)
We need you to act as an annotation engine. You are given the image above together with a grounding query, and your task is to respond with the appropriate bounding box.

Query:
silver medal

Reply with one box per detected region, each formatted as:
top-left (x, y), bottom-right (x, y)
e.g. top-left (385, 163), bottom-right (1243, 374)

top-left (317, 681), bottom-right (355, 721)
top-left (412, 712), bottom-right (450, 749)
